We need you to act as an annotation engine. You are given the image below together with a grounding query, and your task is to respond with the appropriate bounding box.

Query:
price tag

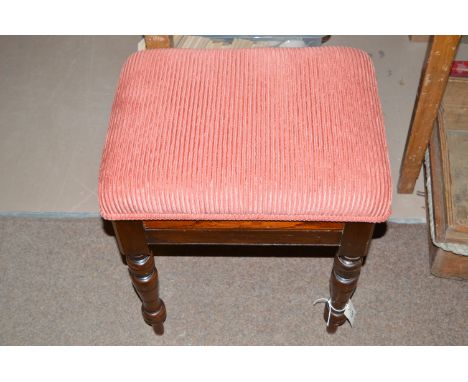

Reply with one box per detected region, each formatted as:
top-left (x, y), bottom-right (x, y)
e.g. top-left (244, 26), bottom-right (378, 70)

top-left (344, 299), bottom-right (356, 326)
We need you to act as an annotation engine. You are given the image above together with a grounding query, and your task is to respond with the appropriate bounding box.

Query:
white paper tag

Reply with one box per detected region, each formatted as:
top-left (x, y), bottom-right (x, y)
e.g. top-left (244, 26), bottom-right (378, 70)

top-left (344, 299), bottom-right (356, 326)
top-left (137, 38), bottom-right (146, 51)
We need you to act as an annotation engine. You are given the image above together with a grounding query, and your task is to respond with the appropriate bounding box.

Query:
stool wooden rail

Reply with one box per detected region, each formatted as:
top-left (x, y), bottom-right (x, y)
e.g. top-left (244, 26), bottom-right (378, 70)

top-left (112, 219), bottom-right (374, 334)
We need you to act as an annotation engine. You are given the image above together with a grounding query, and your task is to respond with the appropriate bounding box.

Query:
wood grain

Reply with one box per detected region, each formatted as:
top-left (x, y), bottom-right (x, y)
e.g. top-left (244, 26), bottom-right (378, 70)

top-left (426, 91), bottom-right (468, 280)
top-left (144, 228), bottom-right (342, 246)
top-left (424, 168), bottom-right (468, 280)
top-left (429, 117), bottom-right (450, 244)
top-left (429, 242), bottom-right (468, 280)
top-left (144, 220), bottom-right (344, 246)
top-left (429, 78), bottom-right (468, 243)
top-left (143, 220), bottom-right (344, 231)
top-left (442, 78), bottom-right (468, 236)
top-left (398, 35), bottom-right (461, 194)
top-left (144, 35), bottom-right (172, 49)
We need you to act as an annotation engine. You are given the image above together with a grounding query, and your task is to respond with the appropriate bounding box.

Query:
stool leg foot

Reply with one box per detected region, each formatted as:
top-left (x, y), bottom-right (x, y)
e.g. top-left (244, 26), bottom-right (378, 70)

top-left (322, 222), bottom-right (374, 333)
top-left (127, 253), bottom-right (166, 330)
top-left (324, 255), bottom-right (362, 333)
top-left (112, 220), bottom-right (167, 334)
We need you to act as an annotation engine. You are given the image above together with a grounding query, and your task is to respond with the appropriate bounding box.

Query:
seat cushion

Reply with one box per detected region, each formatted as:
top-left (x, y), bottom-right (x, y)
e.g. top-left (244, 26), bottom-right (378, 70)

top-left (99, 47), bottom-right (392, 222)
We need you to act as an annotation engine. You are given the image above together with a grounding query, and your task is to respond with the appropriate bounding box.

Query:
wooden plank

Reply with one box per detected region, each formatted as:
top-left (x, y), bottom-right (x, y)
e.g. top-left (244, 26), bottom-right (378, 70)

top-left (429, 240), bottom-right (468, 280)
top-left (144, 35), bottom-right (172, 49)
top-left (143, 220), bottom-right (344, 231)
top-left (398, 35), bottom-right (461, 194)
top-left (426, 81), bottom-right (468, 279)
top-left (433, 78), bottom-right (468, 242)
top-left (144, 228), bottom-right (342, 246)
top-left (144, 220), bottom-right (344, 246)
top-left (442, 128), bottom-right (468, 238)
top-left (425, 184), bottom-right (468, 280)
top-left (429, 115), bottom-right (450, 244)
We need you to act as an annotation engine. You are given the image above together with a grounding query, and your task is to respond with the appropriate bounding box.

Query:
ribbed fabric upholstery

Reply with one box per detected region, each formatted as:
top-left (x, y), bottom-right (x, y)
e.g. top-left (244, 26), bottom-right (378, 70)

top-left (99, 47), bottom-right (392, 222)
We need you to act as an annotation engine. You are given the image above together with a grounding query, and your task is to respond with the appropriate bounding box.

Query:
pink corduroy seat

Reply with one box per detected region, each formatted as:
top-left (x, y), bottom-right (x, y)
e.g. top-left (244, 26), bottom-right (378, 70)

top-left (99, 47), bottom-right (391, 222)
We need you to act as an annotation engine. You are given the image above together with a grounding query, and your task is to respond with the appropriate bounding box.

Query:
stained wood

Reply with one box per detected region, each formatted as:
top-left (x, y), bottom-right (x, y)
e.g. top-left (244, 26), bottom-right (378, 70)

top-left (398, 35), bottom-right (461, 194)
top-left (338, 222), bottom-right (374, 258)
top-left (143, 220), bottom-right (344, 231)
top-left (425, 172), bottom-right (468, 280)
top-left (429, 242), bottom-right (468, 280)
top-left (442, 78), bottom-right (468, 237)
top-left (111, 219), bottom-right (377, 333)
top-left (144, 220), bottom-right (344, 246)
top-left (112, 220), bottom-right (148, 256)
top-left (429, 118), bottom-right (450, 244)
top-left (144, 35), bottom-right (172, 49)
top-left (325, 223), bottom-right (374, 333)
top-left (426, 80), bottom-right (468, 280)
top-left (429, 78), bottom-right (468, 243)
top-left (144, 228), bottom-right (342, 246)
top-left (112, 221), bottom-right (166, 331)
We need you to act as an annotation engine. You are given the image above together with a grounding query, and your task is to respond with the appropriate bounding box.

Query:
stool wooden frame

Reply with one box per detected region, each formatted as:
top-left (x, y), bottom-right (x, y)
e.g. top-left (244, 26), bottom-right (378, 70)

top-left (112, 219), bottom-right (374, 334)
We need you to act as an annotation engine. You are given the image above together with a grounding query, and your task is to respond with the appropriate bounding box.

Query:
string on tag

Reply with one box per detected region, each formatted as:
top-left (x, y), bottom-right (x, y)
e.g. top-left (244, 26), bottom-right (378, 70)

top-left (313, 297), bottom-right (347, 327)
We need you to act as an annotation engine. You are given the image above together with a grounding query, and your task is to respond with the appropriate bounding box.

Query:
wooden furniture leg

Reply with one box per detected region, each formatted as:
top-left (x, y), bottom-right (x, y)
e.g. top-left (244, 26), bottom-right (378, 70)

top-left (398, 35), bottom-right (460, 194)
top-left (110, 219), bottom-right (378, 333)
top-left (325, 222), bottom-right (374, 333)
top-left (112, 221), bottom-right (166, 334)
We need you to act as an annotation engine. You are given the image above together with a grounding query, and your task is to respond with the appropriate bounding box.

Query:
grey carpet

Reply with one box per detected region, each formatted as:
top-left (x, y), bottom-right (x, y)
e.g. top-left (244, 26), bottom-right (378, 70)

top-left (0, 217), bottom-right (466, 345)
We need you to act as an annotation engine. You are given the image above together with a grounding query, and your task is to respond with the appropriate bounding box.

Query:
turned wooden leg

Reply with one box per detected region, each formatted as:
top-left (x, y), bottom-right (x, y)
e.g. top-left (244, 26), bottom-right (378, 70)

top-left (324, 222), bottom-right (374, 333)
top-left (112, 220), bottom-right (166, 334)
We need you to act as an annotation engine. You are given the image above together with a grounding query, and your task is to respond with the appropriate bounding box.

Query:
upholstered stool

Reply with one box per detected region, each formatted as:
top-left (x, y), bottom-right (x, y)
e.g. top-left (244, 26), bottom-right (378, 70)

top-left (99, 46), bottom-right (391, 334)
